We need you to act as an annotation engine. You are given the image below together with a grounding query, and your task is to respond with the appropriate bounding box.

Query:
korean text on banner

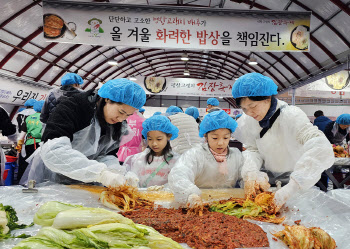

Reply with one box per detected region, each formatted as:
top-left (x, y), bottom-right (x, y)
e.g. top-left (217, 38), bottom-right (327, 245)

top-left (43, 1), bottom-right (311, 52)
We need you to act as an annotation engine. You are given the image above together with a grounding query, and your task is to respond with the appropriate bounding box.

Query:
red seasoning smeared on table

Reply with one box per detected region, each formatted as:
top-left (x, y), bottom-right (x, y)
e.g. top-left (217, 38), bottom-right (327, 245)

top-left (124, 207), bottom-right (269, 248)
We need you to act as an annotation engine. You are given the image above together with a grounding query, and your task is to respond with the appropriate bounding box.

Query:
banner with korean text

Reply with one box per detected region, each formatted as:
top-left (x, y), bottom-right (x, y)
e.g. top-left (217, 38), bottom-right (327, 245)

top-left (132, 76), bottom-right (233, 97)
top-left (0, 74), bottom-right (51, 105)
top-left (43, 1), bottom-right (311, 52)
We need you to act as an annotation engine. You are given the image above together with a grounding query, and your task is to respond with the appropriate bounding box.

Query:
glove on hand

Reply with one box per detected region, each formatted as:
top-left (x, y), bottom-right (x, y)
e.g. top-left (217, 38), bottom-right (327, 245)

top-left (98, 170), bottom-right (126, 188)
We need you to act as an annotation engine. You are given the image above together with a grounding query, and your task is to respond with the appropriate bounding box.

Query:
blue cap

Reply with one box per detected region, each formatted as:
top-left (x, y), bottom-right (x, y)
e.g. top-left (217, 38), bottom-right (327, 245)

top-left (153, 111), bottom-right (162, 116)
top-left (232, 72), bottom-right (278, 99)
top-left (142, 115), bottom-right (179, 140)
top-left (199, 110), bottom-right (238, 137)
top-left (185, 106), bottom-right (199, 119)
top-left (24, 99), bottom-right (37, 107)
top-left (34, 100), bottom-right (45, 112)
top-left (207, 98), bottom-right (220, 106)
top-left (98, 78), bottom-right (146, 109)
top-left (235, 113), bottom-right (242, 120)
top-left (18, 108), bottom-right (26, 113)
top-left (61, 73), bottom-right (84, 86)
top-left (139, 108), bottom-right (145, 113)
top-left (166, 105), bottom-right (183, 114)
top-left (336, 114), bottom-right (350, 125)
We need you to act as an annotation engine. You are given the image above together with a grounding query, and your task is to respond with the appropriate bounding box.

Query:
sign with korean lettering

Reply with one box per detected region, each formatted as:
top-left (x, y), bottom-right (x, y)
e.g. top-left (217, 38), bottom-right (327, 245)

top-left (133, 76), bottom-right (233, 97)
top-left (0, 75), bottom-right (51, 105)
top-left (43, 1), bottom-right (311, 52)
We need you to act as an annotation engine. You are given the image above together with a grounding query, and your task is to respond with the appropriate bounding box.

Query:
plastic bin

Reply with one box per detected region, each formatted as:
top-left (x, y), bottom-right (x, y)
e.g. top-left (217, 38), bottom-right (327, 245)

top-left (3, 156), bottom-right (18, 186)
top-left (5, 155), bottom-right (17, 163)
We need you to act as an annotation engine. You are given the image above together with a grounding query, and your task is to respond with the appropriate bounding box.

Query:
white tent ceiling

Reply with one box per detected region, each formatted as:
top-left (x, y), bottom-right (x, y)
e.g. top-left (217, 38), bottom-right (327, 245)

top-left (0, 0), bottom-right (349, 109)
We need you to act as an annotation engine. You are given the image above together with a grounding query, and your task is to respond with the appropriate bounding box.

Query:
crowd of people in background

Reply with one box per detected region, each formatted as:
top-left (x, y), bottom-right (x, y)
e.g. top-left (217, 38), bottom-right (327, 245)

top-left (0, 71), bottom-right (348, 211)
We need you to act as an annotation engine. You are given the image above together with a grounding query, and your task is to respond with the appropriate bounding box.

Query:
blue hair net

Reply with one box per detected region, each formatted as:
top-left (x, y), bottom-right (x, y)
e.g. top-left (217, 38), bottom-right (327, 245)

top-left (153, 111), bottom-right (162, 116)
top-left (207, 98), bottom-right (220, 106)
top-left (185, 106), bottom-right (199, 119)
top-left (61, 73), bottom-right (84, 86)
top-left (199, 110), bottom-right (238, 137)
top-left (142, 115), bottom-right (179, 140)
top-left (24, 99), bottom-right (37, 107)
top-left (235, 113), bottom-right (242, 120)
top-left (166, 106), bottom-right (183, 114)
top-left (139, 108), bottom-right (145, 113)
top-left (98, 78), bottom-right (146, 109)
top-left (232, 72), bottom-right (278, 99)
top-left (336, 114), bottom-right (350, 125)
top-left (34, 100), bottom-right (45, 113)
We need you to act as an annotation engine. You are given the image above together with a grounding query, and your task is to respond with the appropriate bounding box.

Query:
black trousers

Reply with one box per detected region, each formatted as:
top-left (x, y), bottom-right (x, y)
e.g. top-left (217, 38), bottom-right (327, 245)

top-left (18, 143), bottom-right (40, 182)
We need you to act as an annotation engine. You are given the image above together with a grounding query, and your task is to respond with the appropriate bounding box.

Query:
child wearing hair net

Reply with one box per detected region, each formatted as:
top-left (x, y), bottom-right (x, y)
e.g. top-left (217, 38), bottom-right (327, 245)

top-left (168, 110), bottom-right (244, 207)
top-left (123, 115), bottom-right (179, 188)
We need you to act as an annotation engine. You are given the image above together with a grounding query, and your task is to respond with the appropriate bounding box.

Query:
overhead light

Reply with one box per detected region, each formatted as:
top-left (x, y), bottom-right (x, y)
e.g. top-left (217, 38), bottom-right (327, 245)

top-left (181, 53), bottom-right (189, 61)
top-left (107, 60), bottom-right (118, 66)
top-left (129, 76), bottom-right (137, 81)
top-left (248, 57), bottom-right (258, 65)
top-left (183, 69), bottom-right (190, 76)
top-left (219, 97), bottom-right (223, 99)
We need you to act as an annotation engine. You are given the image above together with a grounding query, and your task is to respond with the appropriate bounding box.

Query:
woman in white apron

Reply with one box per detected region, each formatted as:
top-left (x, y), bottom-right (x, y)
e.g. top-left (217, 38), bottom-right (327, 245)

top-left (20, 79), bottom-right (146, 188)
top-left (232, 73), bottom-right (334, 211)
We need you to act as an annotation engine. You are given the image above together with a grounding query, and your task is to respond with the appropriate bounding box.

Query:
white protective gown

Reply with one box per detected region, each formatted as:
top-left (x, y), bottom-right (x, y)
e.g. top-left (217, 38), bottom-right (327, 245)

top-left (21, 116), bottom-right (133, 184)
top-left (168, 113), bottom-right (201, 154)
top-left (234, 99), bottom-right (334, 190)
top-left (123, 148), bottom-right (179, 188)
top-left (168, 143), bottom-right (244, 204)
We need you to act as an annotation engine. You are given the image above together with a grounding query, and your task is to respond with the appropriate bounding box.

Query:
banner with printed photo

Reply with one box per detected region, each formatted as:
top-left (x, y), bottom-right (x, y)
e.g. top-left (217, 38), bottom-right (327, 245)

top-left (134, 76), bottom-right (234, 97)
top-left (292, 70), bottom-right (350, 98)
top-left (43, 1), bottom-right (311, 52)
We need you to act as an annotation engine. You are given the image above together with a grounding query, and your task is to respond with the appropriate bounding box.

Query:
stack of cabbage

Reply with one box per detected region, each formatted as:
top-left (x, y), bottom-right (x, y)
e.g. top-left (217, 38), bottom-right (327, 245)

top-left (1, 203), bottom-right (33, 240)
top-left (14, 201), bottom-right (183, 249)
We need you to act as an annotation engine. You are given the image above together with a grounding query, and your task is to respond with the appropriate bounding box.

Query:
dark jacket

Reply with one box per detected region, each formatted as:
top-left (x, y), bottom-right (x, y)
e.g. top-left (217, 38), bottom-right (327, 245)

top-left (314, 116), bottom-right (332, 132)
top-left (324, 121), bottom-right (349, 144)
top-left (40, 85), bottom-right (81, 123)
top-left (42, 89), bottom-right (127, 156)
top-left (0, 107), bottom-right (16, 136)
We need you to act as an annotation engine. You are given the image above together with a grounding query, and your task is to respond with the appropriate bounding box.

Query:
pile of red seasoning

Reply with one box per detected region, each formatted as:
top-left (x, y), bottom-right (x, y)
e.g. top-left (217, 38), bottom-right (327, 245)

top-left (124, 207), bottom-right (269, 248)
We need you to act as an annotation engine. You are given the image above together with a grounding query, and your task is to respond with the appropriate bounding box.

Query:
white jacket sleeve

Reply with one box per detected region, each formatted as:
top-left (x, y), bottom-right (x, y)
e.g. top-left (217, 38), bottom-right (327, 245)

top-left (123, 153), bottom-right (141, 187)
top-left (124, 153), bottom-right (139, 173)
top-left (168, 148), bottom-right (202, 204)
top-left (95, 155), bottom-right (124, 174)
top-left (234, 117), bottom-right (264, 181)
top-left (40, 136), bottom-right (109, 183)
top-left (286, 107), bottom-right (334, 190)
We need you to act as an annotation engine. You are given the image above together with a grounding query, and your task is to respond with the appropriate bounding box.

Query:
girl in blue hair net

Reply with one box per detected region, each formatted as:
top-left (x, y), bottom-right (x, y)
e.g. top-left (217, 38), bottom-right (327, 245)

top-left (124, 115), bottom-right (179, 190)
top-left (123, 115), bottom-right (179, 188)
top-left (168, 110), bottom-right (243, 208)
top-left (21, 79), bottom-right (146, 188)
top-left (231, 72), bottom-right (334, 212)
